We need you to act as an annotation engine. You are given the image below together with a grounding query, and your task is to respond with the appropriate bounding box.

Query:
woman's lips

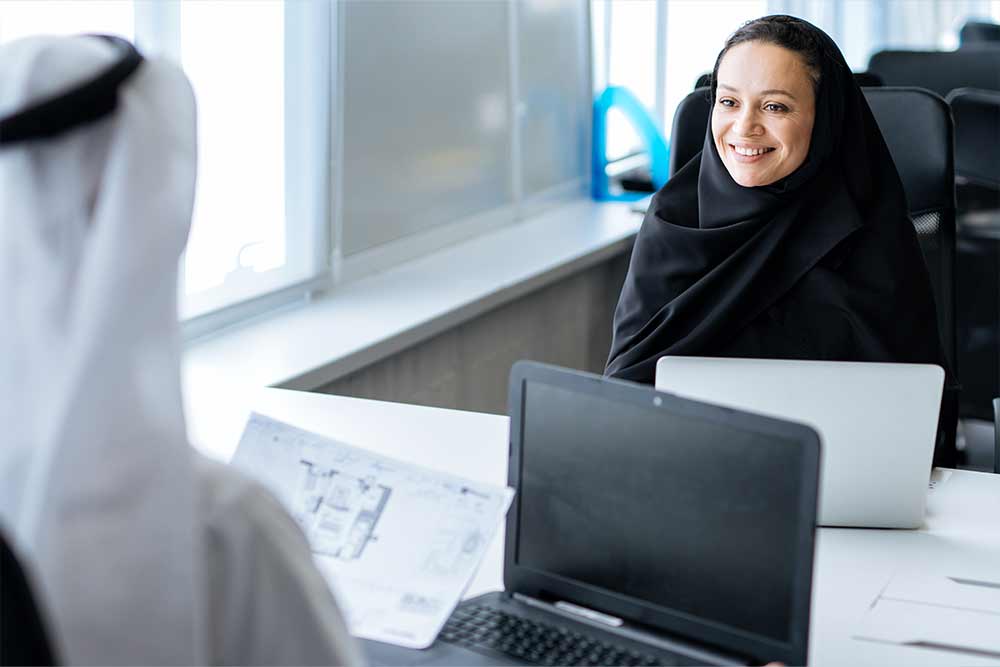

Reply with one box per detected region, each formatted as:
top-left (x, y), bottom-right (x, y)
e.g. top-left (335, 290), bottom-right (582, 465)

top-left (728, 143), bottom-right (775, 163)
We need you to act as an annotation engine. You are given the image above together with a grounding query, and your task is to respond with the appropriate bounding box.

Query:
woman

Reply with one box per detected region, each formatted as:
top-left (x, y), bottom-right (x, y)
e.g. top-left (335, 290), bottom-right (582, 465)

top-left (606, 16), bottom-right (951, 460)
top-left (0, 35), bottom-right (361, 665)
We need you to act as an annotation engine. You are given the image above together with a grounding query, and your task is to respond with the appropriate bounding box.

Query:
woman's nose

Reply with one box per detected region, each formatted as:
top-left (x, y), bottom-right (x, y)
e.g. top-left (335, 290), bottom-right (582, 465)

top-left (733, 108), bottom-right (764, 136)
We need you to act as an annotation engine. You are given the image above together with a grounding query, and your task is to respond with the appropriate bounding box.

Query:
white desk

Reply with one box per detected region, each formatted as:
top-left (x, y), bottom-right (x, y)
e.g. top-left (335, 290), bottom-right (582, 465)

top-left (190, 388), bottom-right (1000, 667)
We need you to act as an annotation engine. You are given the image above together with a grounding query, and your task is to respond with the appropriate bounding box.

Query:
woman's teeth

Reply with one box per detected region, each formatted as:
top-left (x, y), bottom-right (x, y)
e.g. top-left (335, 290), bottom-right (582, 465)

top-left (732, 145), bottom-right (775, 156)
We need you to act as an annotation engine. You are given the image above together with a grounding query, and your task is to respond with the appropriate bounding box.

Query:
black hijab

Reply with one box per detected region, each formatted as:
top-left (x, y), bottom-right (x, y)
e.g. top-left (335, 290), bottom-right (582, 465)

top-left (606, 17), bottom-right (946, 392)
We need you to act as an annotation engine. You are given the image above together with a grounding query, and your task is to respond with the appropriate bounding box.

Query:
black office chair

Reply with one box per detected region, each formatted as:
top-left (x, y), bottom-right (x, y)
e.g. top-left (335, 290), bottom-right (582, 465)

top-left (859, 88), bottom-right (958, 466)
top-left (947, 88), bottom-right (1000, 207)
top-left (868, 49), bottom-right (1000, 98)
top-left (667, 86), bottom-right (959, 465)
top-left (667, 87), bottom-right (711, 176)
top-left (949, 89), bottom-right (1000, 421)
top-left (960, 20), bottom-right (1000, 47)
top-left (1, 532), bottom-right (58, 665)
top-left (852, 71), bottom-right (884, 87)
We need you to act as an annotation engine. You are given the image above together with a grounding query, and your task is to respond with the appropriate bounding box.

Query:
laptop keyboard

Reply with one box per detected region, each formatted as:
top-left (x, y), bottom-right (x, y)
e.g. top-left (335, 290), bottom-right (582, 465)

top-left (439, 604), bottom-right (686, 666)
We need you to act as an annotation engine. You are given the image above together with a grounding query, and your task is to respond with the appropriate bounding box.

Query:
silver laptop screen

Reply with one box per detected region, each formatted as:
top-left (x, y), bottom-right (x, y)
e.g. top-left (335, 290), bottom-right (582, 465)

top-left (516, 380), bottom-right (806, 643)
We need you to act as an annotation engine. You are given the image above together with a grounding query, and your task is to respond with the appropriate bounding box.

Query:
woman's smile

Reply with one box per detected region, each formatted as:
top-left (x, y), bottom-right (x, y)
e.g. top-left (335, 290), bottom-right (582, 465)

top-left (728, 142), bottom-right (777, 162)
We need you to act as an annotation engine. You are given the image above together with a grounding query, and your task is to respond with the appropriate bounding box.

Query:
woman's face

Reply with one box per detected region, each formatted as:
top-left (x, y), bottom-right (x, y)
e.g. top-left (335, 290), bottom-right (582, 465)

top-left (711, 40), bottom-right (816, 188)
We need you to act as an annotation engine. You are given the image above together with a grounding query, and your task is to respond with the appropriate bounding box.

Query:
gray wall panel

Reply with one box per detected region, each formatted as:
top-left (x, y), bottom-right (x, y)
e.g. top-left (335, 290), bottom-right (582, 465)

top-left (517, 0), bottom-right (590, 197)
top-left (342, 0), bottom-right (513, 255)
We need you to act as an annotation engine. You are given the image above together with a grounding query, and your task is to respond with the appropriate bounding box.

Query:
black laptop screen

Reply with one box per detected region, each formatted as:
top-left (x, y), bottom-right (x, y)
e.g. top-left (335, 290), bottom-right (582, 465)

top-left (516, 380), bottom-right (805, 644)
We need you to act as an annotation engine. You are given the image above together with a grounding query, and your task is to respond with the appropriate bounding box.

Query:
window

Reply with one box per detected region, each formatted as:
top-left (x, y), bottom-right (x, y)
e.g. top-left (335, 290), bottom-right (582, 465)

top-left (335, 0), bottom-right (591, 281)
top-left (3, 1), bottom-right (591, 332)
top-left (589, 0), bottom-right (768, 158)
top-left (175, 0), bottom-right (329, 322)
top-left (663, 0), bottom-right (767, 137)
top-left (592, 0), bottom-right (658, 159)
top-left (0, 1), bottom-right (133, 43)
top-left (593, 0), bottom-right (1000, 153)
top-left (0, 1), bottom-right (329, 329)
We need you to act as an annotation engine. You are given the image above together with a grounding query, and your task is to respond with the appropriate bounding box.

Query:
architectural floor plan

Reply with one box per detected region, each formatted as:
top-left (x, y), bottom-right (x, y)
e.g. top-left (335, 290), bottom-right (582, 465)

top-left (232, 413), bottom-right (514, 649)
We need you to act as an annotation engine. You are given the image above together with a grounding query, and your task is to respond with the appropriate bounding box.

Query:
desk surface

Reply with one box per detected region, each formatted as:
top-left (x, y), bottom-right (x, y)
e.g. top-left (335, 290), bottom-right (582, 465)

top-left (193, 387), bottom-right (1000, 667)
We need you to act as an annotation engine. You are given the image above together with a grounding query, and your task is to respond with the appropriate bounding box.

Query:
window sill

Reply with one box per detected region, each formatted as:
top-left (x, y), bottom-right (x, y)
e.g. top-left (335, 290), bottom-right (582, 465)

top-left (182, 199), bottom-right (642, 460)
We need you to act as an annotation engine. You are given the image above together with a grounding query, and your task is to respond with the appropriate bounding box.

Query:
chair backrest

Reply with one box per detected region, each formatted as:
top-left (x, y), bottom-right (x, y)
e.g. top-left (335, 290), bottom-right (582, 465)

top-left (868, 49), bottom-right (1000, 97)
top-left (667, 86), bottom-right (959, 462)
top-left (864, 88), bottom-right (956, 382)
top-left (1, 532), bottom-right (58, 665)
top-left (668, 87), bottom-right (712, 176)
top-left (946, 87), bottom-right (1000, 189)
top-left (960, 20), bottom-right (1000, 46)
top-left (852, 71), bottom-right (884, 87)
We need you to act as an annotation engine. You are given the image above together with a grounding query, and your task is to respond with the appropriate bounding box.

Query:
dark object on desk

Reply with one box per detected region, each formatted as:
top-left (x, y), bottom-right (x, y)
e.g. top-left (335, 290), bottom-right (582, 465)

top-left (618, 167), bottom-right (657, 193)
top-left (659, 86), bottom-right (959, 466)
top-left (364, 362), bottom-right (820, 667)
top-left (961, 20), bottom-right (1000, 46)
top-left (867, 49), bottom-right (1000, 97)
top-left (1, 532), bottom-right (59, 666)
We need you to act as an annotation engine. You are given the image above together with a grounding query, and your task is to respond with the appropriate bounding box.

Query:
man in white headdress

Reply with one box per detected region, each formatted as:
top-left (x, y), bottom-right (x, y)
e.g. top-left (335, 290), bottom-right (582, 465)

top-left (0, 34), bottom-right (362, 666)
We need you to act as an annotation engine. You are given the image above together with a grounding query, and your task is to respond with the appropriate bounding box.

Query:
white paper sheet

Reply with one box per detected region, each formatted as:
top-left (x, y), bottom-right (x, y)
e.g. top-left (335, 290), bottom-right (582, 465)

top-left (854, 572), bottom-right (1000, 658)
top-left (231, 413), bottom-right (515, 649)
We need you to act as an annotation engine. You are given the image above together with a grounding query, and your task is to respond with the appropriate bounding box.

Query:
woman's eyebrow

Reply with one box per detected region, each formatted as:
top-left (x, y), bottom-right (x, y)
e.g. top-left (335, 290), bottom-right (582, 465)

top-left (718, 83), bottom-right (797, 100)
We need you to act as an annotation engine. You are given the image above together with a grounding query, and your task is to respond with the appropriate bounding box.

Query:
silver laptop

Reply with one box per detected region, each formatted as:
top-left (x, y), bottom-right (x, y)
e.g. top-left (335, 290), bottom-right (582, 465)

top-left (655, 356), bottom-right (944, 529)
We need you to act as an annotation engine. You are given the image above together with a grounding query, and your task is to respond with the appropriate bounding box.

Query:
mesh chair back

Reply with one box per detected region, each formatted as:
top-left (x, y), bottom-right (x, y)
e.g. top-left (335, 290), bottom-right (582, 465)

top-left (868, 49), bottom-right (1000, 97)
top-left (946, 88), bottom-right (1000, 189)
top-left (860, 88), bottom-right (957, 437)
top-left (960, 20), bottom-right (1000, 46)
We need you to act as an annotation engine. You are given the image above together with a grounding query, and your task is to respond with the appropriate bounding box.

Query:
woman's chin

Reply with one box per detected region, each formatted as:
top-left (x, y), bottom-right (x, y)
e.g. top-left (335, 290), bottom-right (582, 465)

top-left (729, 170), bottom-right (772, 188)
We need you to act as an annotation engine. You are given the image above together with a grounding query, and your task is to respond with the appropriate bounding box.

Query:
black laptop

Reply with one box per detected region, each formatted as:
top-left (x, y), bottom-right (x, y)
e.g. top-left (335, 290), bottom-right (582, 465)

top-left (364, 361), bottom-right (820, 666)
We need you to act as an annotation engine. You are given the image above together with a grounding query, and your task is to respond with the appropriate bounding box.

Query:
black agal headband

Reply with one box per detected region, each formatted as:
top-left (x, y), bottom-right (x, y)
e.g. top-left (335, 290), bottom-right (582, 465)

top-left (0, 35), bottom-right (143, 147)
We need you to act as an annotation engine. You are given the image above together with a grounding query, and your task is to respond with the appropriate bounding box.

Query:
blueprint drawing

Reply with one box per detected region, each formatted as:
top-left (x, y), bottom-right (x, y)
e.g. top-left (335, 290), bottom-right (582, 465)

top-left (231, 412), bottom-right (514, 649)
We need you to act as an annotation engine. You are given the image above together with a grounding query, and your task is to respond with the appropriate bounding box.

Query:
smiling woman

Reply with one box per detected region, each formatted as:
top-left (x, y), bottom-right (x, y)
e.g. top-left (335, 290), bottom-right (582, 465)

top-left (712, 41), bottom-right (816, 187)
top-left (605, 15), bottom-right (954, 464)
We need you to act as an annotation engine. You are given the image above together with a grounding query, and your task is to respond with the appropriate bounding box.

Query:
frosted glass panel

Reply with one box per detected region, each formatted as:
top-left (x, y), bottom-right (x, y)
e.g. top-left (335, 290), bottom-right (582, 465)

top-left (342, 0), bottom-right (512, 256)
top-left (518, 0), bottom-right (590, 197)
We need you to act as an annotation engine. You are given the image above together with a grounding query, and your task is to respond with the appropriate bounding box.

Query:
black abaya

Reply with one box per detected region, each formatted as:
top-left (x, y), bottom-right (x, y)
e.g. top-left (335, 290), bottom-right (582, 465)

top-left (605, 19), bottom-right (950, 457)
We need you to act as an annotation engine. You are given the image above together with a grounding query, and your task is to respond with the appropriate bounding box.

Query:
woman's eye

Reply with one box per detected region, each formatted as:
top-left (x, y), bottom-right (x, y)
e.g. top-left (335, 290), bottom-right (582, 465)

top-left (764, 103), bottom-right (788, 112)
top-left (719, 98), bottom-right (736, 108)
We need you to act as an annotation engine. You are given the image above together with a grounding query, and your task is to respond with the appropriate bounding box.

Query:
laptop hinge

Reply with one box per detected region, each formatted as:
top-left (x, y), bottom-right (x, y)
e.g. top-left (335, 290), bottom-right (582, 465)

top-left (511, 593), bottom-right (748, 666)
